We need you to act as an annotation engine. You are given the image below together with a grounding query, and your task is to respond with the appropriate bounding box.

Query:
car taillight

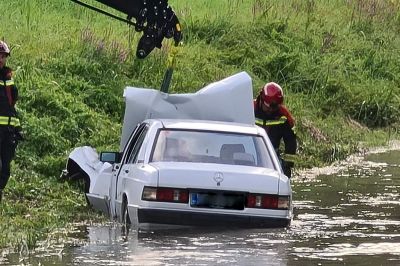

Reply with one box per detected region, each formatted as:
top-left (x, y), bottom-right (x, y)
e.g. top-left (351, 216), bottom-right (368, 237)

top-left (142, 187), bottom-right (189, 203)
top-left (246, 194), bottom-right (289, 210)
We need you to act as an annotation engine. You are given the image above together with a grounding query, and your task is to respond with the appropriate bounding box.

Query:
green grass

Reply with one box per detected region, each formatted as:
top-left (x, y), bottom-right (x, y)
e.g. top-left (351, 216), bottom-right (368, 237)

top-left (0, 166), bottom-right (105, 249)
top-left (0, 0), bottom-right (399, 251)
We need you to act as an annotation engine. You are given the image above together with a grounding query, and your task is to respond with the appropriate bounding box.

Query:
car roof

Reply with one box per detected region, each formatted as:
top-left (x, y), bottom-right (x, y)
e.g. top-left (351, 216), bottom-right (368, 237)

top-left (147, 119), bottom-right (264, 135)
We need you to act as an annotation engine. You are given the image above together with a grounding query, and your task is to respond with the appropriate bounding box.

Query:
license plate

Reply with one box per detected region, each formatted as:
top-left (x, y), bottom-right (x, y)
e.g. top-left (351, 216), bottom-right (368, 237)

top-left (190, 192), bottom-right (245, 210)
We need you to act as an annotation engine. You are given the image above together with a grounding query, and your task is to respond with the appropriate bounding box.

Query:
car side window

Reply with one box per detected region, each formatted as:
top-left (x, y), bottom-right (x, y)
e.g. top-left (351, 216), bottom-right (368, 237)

top-left (126, 125), bottom-right (149, 164)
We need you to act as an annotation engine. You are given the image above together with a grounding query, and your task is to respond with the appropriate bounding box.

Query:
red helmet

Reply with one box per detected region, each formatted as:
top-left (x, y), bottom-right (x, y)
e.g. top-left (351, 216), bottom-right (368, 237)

top-left (260, 82), bottom-right (283, 106)
top-left (0, 41), bottom-right (10, 55)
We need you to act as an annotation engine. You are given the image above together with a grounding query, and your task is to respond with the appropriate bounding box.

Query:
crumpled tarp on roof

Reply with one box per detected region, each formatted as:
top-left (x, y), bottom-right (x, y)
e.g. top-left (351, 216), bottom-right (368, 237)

top-left (120, 71), bottom-right (255, 150)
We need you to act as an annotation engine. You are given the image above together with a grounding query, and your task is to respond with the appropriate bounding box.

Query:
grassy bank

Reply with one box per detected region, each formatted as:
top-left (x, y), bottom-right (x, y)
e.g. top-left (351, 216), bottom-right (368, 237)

top-left (0, 0), bottom-right (399, 250)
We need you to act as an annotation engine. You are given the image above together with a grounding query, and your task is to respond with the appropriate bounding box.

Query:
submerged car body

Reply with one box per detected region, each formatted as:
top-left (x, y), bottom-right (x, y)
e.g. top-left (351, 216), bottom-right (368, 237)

top-left (64, 72), bottom-right (293, 228)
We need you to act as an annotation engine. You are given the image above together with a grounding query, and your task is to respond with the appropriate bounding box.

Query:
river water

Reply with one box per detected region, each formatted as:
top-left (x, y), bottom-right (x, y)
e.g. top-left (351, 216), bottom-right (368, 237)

top-left (4, 149), bottom-right (400, 265)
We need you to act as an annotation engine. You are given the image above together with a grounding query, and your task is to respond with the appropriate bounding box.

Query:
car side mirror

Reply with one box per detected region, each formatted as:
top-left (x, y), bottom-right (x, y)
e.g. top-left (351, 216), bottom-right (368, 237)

top-left (100, 152), bottom-right (121, 164)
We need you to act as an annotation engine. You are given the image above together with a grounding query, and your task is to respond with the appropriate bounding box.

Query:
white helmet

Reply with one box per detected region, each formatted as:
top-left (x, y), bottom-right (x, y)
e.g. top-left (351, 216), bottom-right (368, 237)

top-left (0, 41), bottom-right (10, 55)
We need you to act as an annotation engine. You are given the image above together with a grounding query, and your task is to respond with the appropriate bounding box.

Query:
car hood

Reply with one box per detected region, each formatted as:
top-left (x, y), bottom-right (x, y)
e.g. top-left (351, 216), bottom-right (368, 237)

top-left (150, 162), bottom-right (281, 195)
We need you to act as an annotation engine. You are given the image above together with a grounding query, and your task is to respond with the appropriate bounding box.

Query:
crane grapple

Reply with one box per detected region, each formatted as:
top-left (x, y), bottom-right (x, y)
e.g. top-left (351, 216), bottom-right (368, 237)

top-left (71, 0), bottom-right (182, 59)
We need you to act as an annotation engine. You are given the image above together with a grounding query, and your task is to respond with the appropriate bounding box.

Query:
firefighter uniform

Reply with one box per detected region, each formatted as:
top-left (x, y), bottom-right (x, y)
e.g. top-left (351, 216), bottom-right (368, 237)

top-left (0, 66), bottom-right (19, 197)
top-left (254, 97), bottom-right (297, 178)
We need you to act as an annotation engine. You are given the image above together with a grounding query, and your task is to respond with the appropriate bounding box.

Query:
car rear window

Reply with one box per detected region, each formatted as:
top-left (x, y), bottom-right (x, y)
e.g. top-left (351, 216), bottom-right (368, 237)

top-left (151, 129), bottom-right (275, 169)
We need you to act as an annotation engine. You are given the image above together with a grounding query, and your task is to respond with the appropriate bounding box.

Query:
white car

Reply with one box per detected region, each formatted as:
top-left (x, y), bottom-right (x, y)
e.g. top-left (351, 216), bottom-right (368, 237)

top-left (63, 72), bottom-right (293, 228)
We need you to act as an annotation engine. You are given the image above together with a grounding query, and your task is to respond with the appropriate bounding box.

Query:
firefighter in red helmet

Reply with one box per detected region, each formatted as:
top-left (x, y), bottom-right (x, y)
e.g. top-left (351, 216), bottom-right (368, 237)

top-left (254, 82), bottom-right (297, 178)
top-left (0, 41), bottom-right (21, 202)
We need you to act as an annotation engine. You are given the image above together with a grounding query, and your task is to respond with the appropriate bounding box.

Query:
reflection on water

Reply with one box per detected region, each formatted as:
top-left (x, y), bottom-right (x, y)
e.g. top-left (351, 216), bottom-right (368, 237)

top-left (4, 150), bottom-right (400, 265)
top-left (69, 226), bottom-right (292, 265)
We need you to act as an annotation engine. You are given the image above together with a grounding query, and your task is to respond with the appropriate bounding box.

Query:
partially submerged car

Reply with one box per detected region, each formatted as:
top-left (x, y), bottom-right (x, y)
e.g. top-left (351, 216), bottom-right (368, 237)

top-left (63, 72), bottom-right (293, 228)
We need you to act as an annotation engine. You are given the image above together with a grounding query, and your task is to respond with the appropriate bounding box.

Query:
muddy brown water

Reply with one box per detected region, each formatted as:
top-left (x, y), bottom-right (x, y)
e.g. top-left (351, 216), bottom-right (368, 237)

top-left (3, 150), bottom-right (400, 265)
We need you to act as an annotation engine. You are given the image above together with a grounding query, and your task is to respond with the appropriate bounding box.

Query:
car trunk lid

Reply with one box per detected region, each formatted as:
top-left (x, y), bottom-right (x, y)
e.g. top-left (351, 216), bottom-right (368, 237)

top-left (150, 162), bottom-right (280, 195)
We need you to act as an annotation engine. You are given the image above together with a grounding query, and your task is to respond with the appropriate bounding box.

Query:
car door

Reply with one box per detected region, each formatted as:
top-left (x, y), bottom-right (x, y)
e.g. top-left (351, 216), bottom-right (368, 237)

top-left (113, 123), bottom-right (149, 216)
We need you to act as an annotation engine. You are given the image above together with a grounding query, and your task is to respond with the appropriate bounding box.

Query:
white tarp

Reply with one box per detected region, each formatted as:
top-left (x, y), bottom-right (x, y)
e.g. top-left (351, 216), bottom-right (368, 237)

top-left (120, 71), bottom-right (255, 150)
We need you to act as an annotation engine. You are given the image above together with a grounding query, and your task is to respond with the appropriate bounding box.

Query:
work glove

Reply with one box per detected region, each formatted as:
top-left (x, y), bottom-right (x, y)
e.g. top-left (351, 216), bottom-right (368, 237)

top-left (13, 126), bottom-right (25, 141)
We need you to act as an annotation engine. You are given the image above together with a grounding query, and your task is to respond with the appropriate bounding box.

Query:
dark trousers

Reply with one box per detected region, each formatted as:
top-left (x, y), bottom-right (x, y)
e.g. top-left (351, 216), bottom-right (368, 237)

top-left (0, 126), bottom-right (17, 190)
top-left (283, 164), bottom-right (292, 179)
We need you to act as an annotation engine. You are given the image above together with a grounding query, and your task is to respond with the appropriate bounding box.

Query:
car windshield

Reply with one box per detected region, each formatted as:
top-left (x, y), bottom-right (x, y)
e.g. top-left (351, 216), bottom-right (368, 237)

top-left (151, 129), bottom-right (275, 169)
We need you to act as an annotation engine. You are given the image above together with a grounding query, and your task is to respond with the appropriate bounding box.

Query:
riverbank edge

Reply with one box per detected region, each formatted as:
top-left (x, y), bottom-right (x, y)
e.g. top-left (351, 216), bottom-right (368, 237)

top-left (295, 139), bottom-right (400, 181)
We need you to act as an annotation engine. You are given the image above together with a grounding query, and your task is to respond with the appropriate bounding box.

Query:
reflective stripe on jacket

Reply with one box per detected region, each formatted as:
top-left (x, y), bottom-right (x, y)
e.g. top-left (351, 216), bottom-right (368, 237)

top-left (256, 116), bottom-right (288, 127)
top-left (0, 116), bottom-right (20, 127)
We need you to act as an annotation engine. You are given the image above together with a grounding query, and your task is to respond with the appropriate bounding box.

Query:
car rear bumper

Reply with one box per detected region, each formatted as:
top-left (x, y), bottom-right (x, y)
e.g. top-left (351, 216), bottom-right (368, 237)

top-left (138, 209), bottom-right (291, 228)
